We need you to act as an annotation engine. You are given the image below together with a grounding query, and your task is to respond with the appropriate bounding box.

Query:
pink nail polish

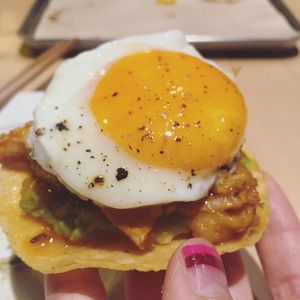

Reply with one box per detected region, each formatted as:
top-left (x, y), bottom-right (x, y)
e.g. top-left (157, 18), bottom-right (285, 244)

top-left (182, 242), bottom-right (229, 298)
top-left (182, 244), bottom-right (224, 272)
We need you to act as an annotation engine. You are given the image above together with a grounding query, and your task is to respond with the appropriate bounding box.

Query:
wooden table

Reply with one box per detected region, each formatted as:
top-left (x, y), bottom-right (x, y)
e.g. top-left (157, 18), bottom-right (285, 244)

top-left (0, 0), bottom-right (299, 218)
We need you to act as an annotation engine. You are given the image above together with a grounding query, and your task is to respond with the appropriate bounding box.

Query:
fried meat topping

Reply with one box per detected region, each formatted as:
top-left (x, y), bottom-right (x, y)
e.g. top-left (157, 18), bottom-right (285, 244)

top-left (0, 125), bottom-right (261, 250)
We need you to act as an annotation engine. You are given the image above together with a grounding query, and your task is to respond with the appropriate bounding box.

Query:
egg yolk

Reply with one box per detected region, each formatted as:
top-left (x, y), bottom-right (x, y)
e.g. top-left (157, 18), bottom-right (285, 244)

top-left (90, 50), bottom-right (246, 171)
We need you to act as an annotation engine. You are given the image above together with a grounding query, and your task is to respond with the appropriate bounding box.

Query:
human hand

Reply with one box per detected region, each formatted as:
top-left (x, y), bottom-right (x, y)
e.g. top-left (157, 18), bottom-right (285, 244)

top-left (45, 175), bottom-right (300, 300)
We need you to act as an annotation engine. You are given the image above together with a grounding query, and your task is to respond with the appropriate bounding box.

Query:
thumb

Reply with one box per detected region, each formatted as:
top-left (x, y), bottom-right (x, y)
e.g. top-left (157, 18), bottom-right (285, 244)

top-left (162, 238), bottom-right (233, 300)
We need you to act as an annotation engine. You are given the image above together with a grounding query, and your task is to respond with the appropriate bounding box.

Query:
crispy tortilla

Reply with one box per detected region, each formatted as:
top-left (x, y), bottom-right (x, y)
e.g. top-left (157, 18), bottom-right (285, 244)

top-left (0, 151), bottom-right (268, 274)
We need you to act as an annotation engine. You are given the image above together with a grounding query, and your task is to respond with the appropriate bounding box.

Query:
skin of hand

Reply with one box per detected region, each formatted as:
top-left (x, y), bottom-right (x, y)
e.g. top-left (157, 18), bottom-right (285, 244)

top-left (45, 175), bottom-right (300, 300)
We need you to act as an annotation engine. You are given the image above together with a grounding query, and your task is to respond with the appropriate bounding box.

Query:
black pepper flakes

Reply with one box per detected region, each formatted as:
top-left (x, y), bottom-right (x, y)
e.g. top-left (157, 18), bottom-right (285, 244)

top-left (116, 168), bottom-right (128, 181)
top-left (137, 125), bottom-right (145, 131)
top-left (175, 137), bottom-right (182, 142)
top-left (35, 128), bottom-right (45, 136)
top-left (187, 183), bottom-right (193, 189)
top-left (191, 169), bottom-right (196, 176)
top-left (195, 121), bottom-right (201, 128)
top-left (141, 133), bottom-right (152, 142)
top-left (88, 182), bottom-right (95, 189)
top-left (112, 92), bottom-right (119, 97)
top-left (159, 150), bottom-right (164, 154)
top-left (94, 176), bottom-right (105, 185)
top-left (56, 121), bottom-right (68, 131)
top-left (85, 149), bottom-right (91, 152)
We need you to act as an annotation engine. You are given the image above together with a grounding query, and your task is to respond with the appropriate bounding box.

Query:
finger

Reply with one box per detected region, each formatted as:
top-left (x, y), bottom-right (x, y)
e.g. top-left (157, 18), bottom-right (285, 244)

top-left (162, 238), bottom-right (233, 300)
top-left (256, 174), bottom-right (300, 300)
top-left (222, 252), bottom-right (253, 300)
top-left (124, 270), bottom-right (165, 300)
top-left (45, 269), bottom-right (106, 300)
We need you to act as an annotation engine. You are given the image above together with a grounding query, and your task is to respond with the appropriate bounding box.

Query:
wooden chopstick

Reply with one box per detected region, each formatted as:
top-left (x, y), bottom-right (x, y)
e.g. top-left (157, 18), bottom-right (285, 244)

top-left (0, 39), bottom-right (79, 108)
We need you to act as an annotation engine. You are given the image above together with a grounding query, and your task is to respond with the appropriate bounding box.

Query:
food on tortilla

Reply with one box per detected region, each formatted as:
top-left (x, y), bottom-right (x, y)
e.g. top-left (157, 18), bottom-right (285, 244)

top-left (0, 32), bottom-right (268, 273)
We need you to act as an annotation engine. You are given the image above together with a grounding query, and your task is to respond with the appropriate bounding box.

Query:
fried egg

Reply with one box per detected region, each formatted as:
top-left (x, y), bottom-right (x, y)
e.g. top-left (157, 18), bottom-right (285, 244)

top-left (29, 31), bottom-right (246, 209)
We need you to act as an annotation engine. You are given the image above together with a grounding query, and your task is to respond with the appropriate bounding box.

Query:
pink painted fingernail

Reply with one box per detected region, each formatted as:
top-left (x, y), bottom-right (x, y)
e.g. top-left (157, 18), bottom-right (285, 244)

top-left (182, 240), bottom-right (231, 298)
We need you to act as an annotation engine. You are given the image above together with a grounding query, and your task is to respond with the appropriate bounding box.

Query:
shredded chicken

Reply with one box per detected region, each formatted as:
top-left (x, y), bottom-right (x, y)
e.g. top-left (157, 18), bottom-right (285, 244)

top-left (0, 122), bottom-right (63, 190)
top-left (178, 162), bottom-right (260, 244)
top-left (0, 122), bottom-right (31, 160)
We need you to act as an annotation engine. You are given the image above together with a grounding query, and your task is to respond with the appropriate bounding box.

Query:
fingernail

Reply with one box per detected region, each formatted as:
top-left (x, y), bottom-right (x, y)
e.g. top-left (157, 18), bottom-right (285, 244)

top-left (182, 240), bottom-right (230, 298)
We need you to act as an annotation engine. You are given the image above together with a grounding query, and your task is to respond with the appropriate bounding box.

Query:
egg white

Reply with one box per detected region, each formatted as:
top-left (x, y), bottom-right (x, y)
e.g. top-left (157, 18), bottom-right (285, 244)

top-left (29, 31), bottom-right (219, 209)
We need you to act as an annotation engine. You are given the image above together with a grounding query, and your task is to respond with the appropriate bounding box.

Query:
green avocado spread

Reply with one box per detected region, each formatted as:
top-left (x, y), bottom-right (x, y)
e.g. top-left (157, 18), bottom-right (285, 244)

top-left (20, 177), bottom-right (117, 241)
top-left (19, 177), bottom-right (190, 244)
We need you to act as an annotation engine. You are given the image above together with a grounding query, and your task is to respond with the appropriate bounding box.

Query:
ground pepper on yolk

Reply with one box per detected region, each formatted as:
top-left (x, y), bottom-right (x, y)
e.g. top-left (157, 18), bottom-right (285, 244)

top-left (90, 50), bottom-right (247, 171)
